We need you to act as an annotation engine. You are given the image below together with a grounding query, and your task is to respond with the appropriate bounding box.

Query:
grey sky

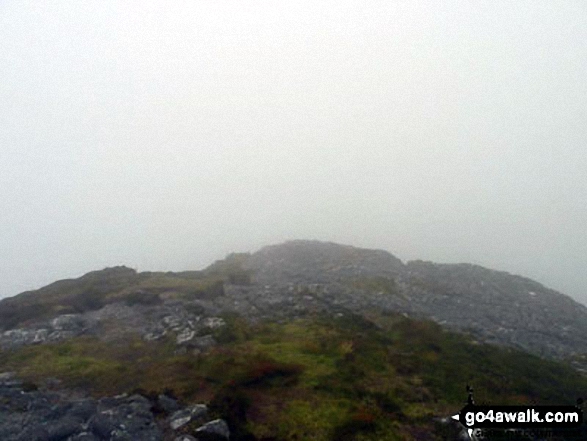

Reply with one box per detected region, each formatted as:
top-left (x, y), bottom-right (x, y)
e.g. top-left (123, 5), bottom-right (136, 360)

top-left (1, 1), bottom-right (586, 304)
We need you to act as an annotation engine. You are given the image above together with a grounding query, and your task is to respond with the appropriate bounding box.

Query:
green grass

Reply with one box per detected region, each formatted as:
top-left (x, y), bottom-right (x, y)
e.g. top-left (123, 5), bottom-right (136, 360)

top-left (1, 312), bottom-right (586, 440)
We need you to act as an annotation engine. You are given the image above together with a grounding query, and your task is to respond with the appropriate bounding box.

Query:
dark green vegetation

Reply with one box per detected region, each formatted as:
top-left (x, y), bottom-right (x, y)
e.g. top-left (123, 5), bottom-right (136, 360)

top-left (1, 312), bottom-right (585, 440)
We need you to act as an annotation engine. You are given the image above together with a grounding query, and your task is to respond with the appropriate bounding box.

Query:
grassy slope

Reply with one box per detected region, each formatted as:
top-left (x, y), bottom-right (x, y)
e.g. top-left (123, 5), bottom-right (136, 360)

top-left (1, 312), bottom-right (585, 440)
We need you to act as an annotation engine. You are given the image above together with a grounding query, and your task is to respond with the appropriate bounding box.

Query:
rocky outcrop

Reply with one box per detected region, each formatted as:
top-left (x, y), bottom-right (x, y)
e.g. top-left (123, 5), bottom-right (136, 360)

top-left (0, 372), bottom-right (229, 441)
top-left (398, 261), bottom-right (587, 358)
top-left (0, 314), bottom-right (91, 349)
top-left (2, 240), bottom-right (586, 360)
top-left (168, 404), bottom-right (208, 430)
top-left (0, 299), bottom-right (226, 356)
top-left (241, 241), bottom-right (587, 359)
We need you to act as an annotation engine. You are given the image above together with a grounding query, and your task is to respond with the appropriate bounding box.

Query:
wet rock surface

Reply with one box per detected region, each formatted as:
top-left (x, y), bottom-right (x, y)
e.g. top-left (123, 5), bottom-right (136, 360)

top-left (0, 373), bottom-right (229, 441)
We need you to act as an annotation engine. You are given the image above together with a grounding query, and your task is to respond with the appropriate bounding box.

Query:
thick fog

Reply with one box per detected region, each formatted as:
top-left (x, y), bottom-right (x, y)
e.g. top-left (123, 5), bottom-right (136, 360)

top-left (1, 1), bottom-right (586, 304)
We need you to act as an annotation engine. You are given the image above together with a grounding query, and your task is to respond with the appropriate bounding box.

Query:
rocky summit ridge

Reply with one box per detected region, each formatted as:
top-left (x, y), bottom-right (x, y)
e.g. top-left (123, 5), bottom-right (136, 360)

top-left (2, 240), bottom-right (586, 361)
top-left (245, 240), bottom-right (587, 360)
top-left (1, 240), bottom-right (587, 440)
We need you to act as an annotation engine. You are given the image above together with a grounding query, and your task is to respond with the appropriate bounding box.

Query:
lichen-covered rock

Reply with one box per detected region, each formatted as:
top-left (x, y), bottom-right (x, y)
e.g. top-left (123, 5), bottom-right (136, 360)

top-left (169, 404), bottom-right (208, 430)
top-left (176, 328), bottom-right (196, 345)
top-left (51, 314), bottom-right (85, 331)
top-left (201, 317), bottom-right (226, 329)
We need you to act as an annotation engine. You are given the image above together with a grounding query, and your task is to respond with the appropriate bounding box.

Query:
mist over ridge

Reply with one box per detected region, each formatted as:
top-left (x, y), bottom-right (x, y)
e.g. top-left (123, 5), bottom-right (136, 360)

top-left (1, 1), bottom-right (586, 306)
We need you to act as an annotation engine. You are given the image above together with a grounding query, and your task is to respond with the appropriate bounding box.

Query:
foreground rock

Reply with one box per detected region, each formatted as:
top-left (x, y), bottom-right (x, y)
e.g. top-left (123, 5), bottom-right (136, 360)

top-left (0, 373), bottom-right (229, 441)
top-left (169, 404), bottom-right (208, 430)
